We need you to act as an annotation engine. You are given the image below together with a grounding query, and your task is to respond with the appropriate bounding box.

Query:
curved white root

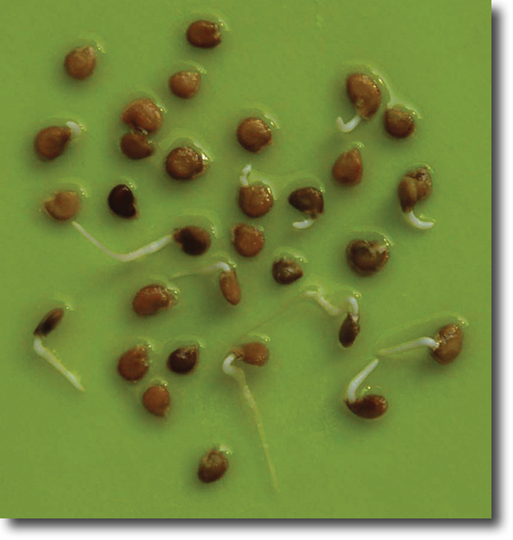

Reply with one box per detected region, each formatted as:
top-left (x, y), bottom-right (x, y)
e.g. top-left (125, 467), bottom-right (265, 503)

top-left (346, 358), bottom-right (379, 403)
top-left (404, 210), bottom-right (435, 230)
top-left (345, 296), bottom-right (359, 319)
top-left (222, 354), bottom-right (279, 492)
top-left (378, 336), bottom-right (438, 357)
top-left (303, 290), bottom-right (342, 317)
top-left (72, 222), bottom-right (172, 262)
top-left (170, 261), bottom-right (232, 280)
top-left (240, 164), bottom-right (252, 187)
top-left (33, 337), bottom-right (84, 392)
top-left (66, 121), bottom-right (82, 136)
top-left (336, 114), bottom-right (362, 133)
top-left (293, 218), bottom-right (315, 230)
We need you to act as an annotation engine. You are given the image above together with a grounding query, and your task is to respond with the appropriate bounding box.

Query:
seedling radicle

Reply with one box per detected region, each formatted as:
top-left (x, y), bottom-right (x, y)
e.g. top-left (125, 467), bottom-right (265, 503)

top-left (345, 358), bottom-right (388, 419)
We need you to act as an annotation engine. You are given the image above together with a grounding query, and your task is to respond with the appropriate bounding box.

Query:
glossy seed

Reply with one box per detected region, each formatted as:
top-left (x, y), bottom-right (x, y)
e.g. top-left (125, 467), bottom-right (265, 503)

top-left (165, 147), bottom-right (204, 180)
top-left (288, 187), bottom-right (324, 218)
top-left (108, 184), bottom-right (137, 219)
top-left (173, 226), bottom-right (211, 256)
top-left (120, 132), bottom-right (154, 160)
top-left (339, 314), bottom-right (361, 348)
top-left (167, 345), bottom-right (199, 374)
top-left (346, 73), bottom-right (381, 119)
top-left (237, 117), bottom-right (272, 153)
top-left (431, 324), bottom-right (463, 365)
top-left (64, 46), bottom-right (96, 80)
top-left (234, 342), bottom-right (269, 366)
top-left (232, 224), bottom-right (264, 257)
top-left (34, 308), bottom-right (64, 337)
top-left (332, 148), bottom-right (363, 186)
top-left (272, 258), bottom-right (303, 285)
top-left (44, 190), bottom-right (81, 221)
top-left (198, 449), bottom-right (228, 483)
top-left (132, 284), bottom-right (174, 316)
top-left (384, 107), bottom-right (415, 139)
top-left (397, 168), bottom-right (432, 213)
top-left (34, 126), bottom-right (72, 161)
top-left (238, 184), bottom-right (274, 218)
top-left (142, 384), bottom-right (171, 417)
top-left (117, 345), bottom-right (149, 382)
top-left (219, 270), bottom-right (241, 305)
top-left (345, 395), bottom-right (388, 419)
top-left (187, 20), bottom-right (222, 49)
top-left (121, 99), bottom-right (163, 133)
top-left (346, 240), bottom-right (390, 276)
top-left (169, 71), bottom-right (201, 99)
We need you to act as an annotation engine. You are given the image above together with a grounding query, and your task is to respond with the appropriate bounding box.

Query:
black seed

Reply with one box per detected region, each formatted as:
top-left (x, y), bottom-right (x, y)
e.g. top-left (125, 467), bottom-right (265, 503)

top-left (108, 184), bottom-right (137, 219)
top-left (34, 308), bottom-right (64, 337)
top-left (272, 258), bottom-right (303, 285)
top-left (345, 395), bottom-right (388, 419)
top-left (234, 342), bottom-right (269, 366)
top-left (338, 314), bottom-right (360, 348)
top-left (173, 226), bottom-right (211, 256)
top-left (346, 73), bottom-right (381, 119)
top-left (167, 345), bottom-right (199, 374)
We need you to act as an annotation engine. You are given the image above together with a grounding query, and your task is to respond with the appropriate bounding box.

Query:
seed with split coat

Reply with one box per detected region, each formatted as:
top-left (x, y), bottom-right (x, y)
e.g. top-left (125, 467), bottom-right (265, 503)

top-left (398, 168), bottom-right (432, 213)
top-left (121, 99), bottom-right (163, 133)
top-left (431, 324), bottom-right (463, 364)
top-left (346, 73), bottom-right (381, 119)
top-left (219, 270), bottom-right (241, 305)
top-left (44, 190), bottom-right (81, 221)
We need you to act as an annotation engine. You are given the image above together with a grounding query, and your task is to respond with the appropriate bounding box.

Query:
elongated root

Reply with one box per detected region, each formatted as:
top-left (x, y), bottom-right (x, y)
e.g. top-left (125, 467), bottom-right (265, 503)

top-left (378, 336), bottom-right (437, 357)
top-left (404, 210), bottom-right (435, 230)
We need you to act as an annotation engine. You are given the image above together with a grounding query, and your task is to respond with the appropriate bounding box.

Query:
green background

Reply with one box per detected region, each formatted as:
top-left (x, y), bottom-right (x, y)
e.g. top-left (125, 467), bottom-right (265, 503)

top-left (0, 0), bottom-right (491, 518)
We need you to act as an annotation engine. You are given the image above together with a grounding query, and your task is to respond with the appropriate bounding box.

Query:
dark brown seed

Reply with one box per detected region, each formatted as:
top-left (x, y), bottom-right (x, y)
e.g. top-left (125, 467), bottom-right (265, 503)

top-left (165, 147), bottom-right (204, 180)
top-left (34, 126), bottom-right (72, 161)
top-left (142, 384), bottom-right (171, 417)
top-left (108, 184), bottom-right (137, 219)
top-left (237, 117), bottom-right (272, 153)
top-left (332, 148), bottom-right (363, 186)
top-left (34, 308), bottom-right (64, 337)
top-left (232, 224), bottom-right (264, 258)
top-left (384, 107), bottom-right (415, 139)
top-left (173, 226), bottom-right (211, 256)
top-left (338, 314), bottom-right (361, 348)
top-left (238, 184), bottom-right (274, 218)
top-left (120, 132), bottom-right (154, 160)
top-left (398, 168), bottom-right (432, 213)
top-left (272, 258), bottom-right (303, 285)
top-left (345, 395), bottom-right (388, 419)
top-left (288, 187), bottom-right (324, 218)
top-left (187, 20), bottom-right (222, 49)
top-left (169, 71), bottom-right (201, 99)
top-left (431, 324), bottom-right (463, 365)
top-left (117, 345), bottom-right (149, 382)
top-left (167, 345), bottom-right (199, 374)
top-left (219, 270), bottom-right (241, 305)
top-left (64, 46), bottom-right (96, 80)
top-left (132, 284), bottom-right (175, 316)
top-left (198, 449), bottom-right (228, 483)
top-left (121, 99), bottom-right (163, 133)
top-left (44, 190), bottom-right (81, 221)
top-left (346, 73), bottom-right (381, 119)
top-left (346, 240), bottom-right (390, 277)
top-left (234, 342), bottom-right (269, 366)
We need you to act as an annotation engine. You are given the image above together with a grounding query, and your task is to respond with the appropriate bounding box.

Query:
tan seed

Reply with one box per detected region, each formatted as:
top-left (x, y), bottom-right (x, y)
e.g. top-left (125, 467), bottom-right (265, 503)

top-left (332, 148), bottom-right (363, 186)
top-left (117, 345), bottom-right (149, 382)
top-left (120, 132), bottom-right (154, 160)
top-left (64, 46), bottom-right (96, 80)
top-left (232, 224), bottom-right (264, 258)
top-left (34, 126), bottom-right (72, 161)
top-left (234, 342), bottom-right (269, 366)
top-left (142, 384), bottom-right (171, 417)
top-left (169, 71), bottom-right (201, 99)
top-left (237, 117), bottom-right (272, 153)
top-left (121, 99), bottom-right (163, 133)
top-left (219, 270), bottom-right (241, 305)
top-left (431, 324), bottom-right (463, 365)
top-left (44, 190), bottom-right (81, 221)
top-left (398, 168), bottom-right (432, 213)
top-left (346, 73), bottom-right (381, 119)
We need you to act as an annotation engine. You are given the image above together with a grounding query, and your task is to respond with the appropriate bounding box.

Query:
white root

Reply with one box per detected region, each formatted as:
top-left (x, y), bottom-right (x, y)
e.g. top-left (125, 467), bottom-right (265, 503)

top-left (346, 358), bottom-right (379, 404)
top-left (336, 114), bottom-right (362, 133)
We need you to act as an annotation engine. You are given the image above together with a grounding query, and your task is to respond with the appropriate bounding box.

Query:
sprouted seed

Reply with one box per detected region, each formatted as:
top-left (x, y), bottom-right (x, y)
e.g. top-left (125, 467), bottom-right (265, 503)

top-left (397, 168), bottom-right (434, 230)
top-left (345, 358), bottom-right (387, 419)
top-left (222, 346), bottom-right (278, 491)
top-left (238, 166), bottom-right (274, 218)
top-left (44, 190), bottom-right (81, 221)
top-left (108, 184), bottom-right (137, 219)
top-left (288, 187), bottom-right (324, 229)
top-left (272, 258), bottom-right (304, 285)
top-left (337, 73), bottom-right (381, 133)
top-left (338, 296), bottom-right (361, 348)
top-left (33, 308), bottom-right (84, 391)
top-left (173, 226), bottom-right (211, 255)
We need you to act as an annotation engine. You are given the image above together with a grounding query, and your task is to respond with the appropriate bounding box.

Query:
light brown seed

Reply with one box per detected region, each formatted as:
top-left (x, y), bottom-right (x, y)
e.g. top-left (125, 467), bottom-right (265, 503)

top-left (64, 46), bottom-right (96, 80)
top-left (169, 71), bottom-right (201, 99)
top-left (142, 384), bottom-right (171, 417)
top-left (397, 168), bottom-right (432, 213)
top-left (132, 284), bottom-right (175, 316)
top-left (237, 117), bottom-right (272, 153)
top-left (384, 107), bottom-right (415, 139)
top-left (187, 20), bottom-right (222, 49)
top-left (108, 184), bottom-right (137, 219)
top-left (34, 126), bottom-right (72, 161)
top-left (167, 345), bottom-right (199, 374)
top-left (288, 187), bottom-right (324, 218)
top-left (165, 147), bottom-right (204, 180)
top-left (198, 449), bottom-right (228, 483)
top-left (34, 308), bottom-right (64, 337)
top-left (120, 132), bottom-right (154, 160)
top-left (332, 148), bottom-right (363, 186)
top-left (346, 240), bottom-right (390, 277)
top-left (345, 395), bottom-right (388, 419)
top-left (232, 224), bottom-right (264, 257)
top-left (219, 270), bottom-right (241, 305)
top-left (346, 73), bottom-right (381, 119)
top-left (234, 342), bottom-right (269, 366)
top-left (173, 226), bottom-right (211, 256)
top-left (431, 324), bottom-right (463, 365)
top-left (121, 99), bottom-right (163, 133)
top-left (238, 184), bottom-right (274, 218)
top-left (338, 314), bottom-right (361, 348)
top-left (272, 258), bottom-right (303, 285)
top-left (44, 190), bottom-right (81, 221)
top-left (117, 345), bottom-right (149, 382)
